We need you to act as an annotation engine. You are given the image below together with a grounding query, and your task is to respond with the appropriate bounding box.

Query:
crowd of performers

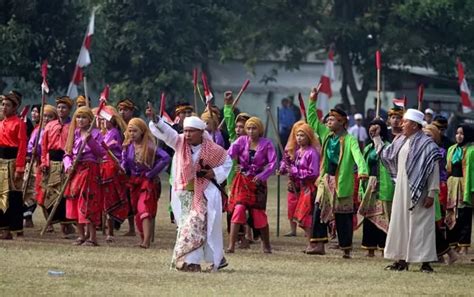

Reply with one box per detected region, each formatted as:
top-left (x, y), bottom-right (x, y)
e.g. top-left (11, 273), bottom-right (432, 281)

top-left (0, 86), bottom-right (473, 273)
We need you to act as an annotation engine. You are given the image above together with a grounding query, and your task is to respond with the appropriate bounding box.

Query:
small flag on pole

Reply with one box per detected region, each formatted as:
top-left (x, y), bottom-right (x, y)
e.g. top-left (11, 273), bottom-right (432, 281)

top-left (456, 58), bottom-right (473, 113)
top-left (201, 72), bottom-right (213, 103)
top-left (41, 60), bottom-right (49, 94)
top-left (392, 97), bottom-right (405, 108)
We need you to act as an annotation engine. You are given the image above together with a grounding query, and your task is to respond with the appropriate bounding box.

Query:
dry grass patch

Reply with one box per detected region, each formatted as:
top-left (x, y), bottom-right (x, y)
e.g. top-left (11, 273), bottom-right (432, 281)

top-left (0, 176), bottom-right (473, 296)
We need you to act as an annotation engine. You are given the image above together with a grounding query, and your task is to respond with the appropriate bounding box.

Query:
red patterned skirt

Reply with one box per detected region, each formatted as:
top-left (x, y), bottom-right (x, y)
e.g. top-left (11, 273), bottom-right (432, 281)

top-left (64, 161), bottom-right (103, 226)
top-left (100, 160), bottom-right (129, 223)
top-left (127, 176), bottom-right (160, 221)
top-left (292, 179), bottom-right (316, 229)
top-left (228, 171), bottom-right (267, 212)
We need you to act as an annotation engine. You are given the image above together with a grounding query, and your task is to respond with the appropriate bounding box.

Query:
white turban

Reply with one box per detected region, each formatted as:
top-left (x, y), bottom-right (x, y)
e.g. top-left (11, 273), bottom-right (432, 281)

top-left (403, 109), bottom-right (424, 125)
top-left (183, 116), bottom-right (206, 130)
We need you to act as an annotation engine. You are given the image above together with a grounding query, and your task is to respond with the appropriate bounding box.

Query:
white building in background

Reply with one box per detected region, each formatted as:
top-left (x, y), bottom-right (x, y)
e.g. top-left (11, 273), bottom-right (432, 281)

top-left (207, 58), bottom-right (394, 138)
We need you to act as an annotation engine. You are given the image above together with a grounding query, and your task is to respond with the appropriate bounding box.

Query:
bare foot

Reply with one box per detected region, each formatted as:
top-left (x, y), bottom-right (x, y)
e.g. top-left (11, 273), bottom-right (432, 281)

top-left (123, 230), bottom-right (136, 237)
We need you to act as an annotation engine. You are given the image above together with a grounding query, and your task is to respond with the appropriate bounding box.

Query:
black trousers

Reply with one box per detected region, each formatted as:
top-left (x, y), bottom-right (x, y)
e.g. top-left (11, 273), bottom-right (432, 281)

top-left (23, 202), bottom-right (37, 218)
top-left (361, 219), bottom-right (386, 250)
top-left (447, 207), bottom-right (472, 247)
top-left (0, 191), bottom-right (24, 232)
top-left (310, 204), bottom-right (353, 249)
top-left (435, 224), bottom-right (450, 256)
top-left (44, 198), bottom-right (70, 224)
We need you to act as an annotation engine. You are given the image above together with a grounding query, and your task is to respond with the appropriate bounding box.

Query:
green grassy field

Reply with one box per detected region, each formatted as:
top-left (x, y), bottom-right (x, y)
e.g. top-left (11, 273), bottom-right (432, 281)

top-left (1, 176), bottom-right (473, 296)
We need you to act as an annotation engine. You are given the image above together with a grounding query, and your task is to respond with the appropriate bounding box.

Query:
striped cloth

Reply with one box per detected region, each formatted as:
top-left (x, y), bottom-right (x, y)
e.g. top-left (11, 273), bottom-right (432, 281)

top-left (379, 131), bottom-right (441, 210)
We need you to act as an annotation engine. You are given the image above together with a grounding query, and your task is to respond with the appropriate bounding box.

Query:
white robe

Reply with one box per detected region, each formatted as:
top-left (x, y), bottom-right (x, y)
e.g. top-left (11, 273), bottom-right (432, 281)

top-left (375, 135), bottom-right (439, 263)
top-left (149, 119), bottom-right (232, 268)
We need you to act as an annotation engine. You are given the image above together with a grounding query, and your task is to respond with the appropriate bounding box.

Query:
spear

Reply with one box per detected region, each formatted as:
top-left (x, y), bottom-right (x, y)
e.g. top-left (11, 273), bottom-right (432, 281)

top-left (41, 95), bottom-right (107, 236)
top-left (375, 50), bottom-right (382, 119)
top-left (22, 60), bottom-right (49, 199)
top-left (217, 79), bottom-right (250, 130)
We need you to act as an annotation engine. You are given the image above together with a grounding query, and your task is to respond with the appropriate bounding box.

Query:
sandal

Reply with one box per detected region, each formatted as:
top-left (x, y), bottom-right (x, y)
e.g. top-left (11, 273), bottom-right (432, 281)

top-left (385, 261), bottom-right (409, 271)
top-left (0, 232), bottom-right (13, 240)
top-left (81, 240), bottom-right (99, 247)
top-left (105, 236), bottom-right (115, 243)
top-left (72, 238), bottom-right (86, 246)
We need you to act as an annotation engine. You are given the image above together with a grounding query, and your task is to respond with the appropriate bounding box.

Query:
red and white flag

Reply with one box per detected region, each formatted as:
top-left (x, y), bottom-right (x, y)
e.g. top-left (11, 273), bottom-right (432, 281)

top-left (98, 85), bottom-right (112, 120)
top-left (456, 58), bottom-right (473, 113)
top-left (317, 49), bottom-right (335, 118)
top-left (67, 10), bottom-right (95, 99)
top-left (41, 60), bottom-right (49, 94)
top-left (201, 72), bottom-right (213, 103)
top-left (392, 97), bottom-right (405, 108)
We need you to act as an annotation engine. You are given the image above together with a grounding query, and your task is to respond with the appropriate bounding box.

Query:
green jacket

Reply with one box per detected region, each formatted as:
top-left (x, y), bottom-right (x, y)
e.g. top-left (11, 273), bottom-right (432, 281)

top-left (363, 143), bottom-right (394, 202)
top-left (224, 104), bottom-right (238, 185)
top-left (308, 100), bottom-right (368, 198)
top-left (446, 144), bottom-right (474, 205)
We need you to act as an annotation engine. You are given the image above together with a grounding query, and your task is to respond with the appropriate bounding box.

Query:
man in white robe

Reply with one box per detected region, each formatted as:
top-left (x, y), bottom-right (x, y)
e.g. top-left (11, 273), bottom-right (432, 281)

top-left (372, 109), bottom-right (441, 272)
top-left (149, 115), bottom-right (232, 272)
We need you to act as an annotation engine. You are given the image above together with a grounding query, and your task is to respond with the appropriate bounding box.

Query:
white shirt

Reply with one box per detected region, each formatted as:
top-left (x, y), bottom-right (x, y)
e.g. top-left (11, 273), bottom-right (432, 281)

top-left (348, 124), bottom-right (368, 143)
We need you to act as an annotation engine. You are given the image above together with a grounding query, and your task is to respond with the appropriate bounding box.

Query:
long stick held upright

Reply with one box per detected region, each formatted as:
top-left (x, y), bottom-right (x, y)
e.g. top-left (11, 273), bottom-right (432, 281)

top-left (22, 62), bottom-right (48, 199)
top-left (217, 79), bottom-right (250, 130)
top-left (375, 50), bottom-right (382, 119)
top-left (40, 100), bottom-right (106, 236)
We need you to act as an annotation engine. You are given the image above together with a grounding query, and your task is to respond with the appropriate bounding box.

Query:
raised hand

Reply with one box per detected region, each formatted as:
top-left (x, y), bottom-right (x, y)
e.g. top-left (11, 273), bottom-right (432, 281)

top-left (224, 91), bottom-right (233, 105)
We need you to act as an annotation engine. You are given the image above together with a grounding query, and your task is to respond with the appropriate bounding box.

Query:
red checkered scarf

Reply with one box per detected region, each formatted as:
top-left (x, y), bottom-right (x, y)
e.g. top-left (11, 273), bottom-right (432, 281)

top-left (174, 135), bottom-right (227, 212)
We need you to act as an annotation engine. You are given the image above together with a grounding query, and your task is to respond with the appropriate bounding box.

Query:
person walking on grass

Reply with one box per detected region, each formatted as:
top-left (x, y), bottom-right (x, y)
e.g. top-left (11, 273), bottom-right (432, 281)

top-left (149, 113), bottom-right (232, 272)
top-left (372, 109), bottom-right (440, 273)
top-left (99, 106), bottom-right (130, 244)
top-left (279, 121), bottom-right (320, 251)
top-left (227, 117), bottom-right (277, 254)
top-left (64, 107), bottom-right (106, 246)
top-left (306, 87), bottom-right (368, 259)
top-left (0, 91), bottom-right (27, 240)
top-left (122, 118), bottom-right (170, 249)
top-left (445, 124), bottom-right (474, 256)
top-left (358, 119), bottom-right (394, 258)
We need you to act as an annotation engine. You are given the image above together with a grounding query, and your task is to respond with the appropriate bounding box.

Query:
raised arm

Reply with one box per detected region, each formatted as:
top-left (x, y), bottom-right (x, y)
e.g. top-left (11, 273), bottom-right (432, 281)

top-left (149, 117), bottom-right (179, 150)
top-left (223, 92), bottom-right (237, 142)
top-left (307, 90), bottom-right (329, 142)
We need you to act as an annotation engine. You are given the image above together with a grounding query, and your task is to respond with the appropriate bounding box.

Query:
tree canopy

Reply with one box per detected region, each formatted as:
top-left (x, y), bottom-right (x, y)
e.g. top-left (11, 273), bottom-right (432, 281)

top-left (1, 0), bottom-right (473, 111)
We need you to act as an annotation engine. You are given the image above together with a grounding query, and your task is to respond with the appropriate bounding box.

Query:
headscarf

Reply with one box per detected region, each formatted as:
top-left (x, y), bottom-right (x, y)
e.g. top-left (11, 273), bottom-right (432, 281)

top-left (369, 119), bottom-right (388, 142)
top-left (432, 115), bottom-right (448, 131)
top-left (43, 104), bottom-right (58, 120)
top-left (76, 95), bottom-right (89, 107)
top-left (328, 108), bottom-right (348, 127)
top-left (117, 98), bottom-right (135, 110)
top-left (245, 117), bottom-right (264, 137)
top-left (102, 105), bottom-right (127, 133)
top-left (423, 124), bottom-right (441, 145)
top-left (65, 106), bottom-right (94, 154)
top-left (55, 96), bottom-right (74, 109)
top-left (200, 108), bottom-right (220, 131)
top-left (456, 123), bottom-right (474, 146)
top-left (3, 91), bottom-right (22, 107)
top-left (175, 102), bottom-right (193, 114)
top-left (388, 107), bottom-right (404, 118)
top-left (123, 117), bottom-right (157, 168)
top-left (285, 121), bottom-right (320, 160)
top-left (235, 112), bottom-right (251, 124)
